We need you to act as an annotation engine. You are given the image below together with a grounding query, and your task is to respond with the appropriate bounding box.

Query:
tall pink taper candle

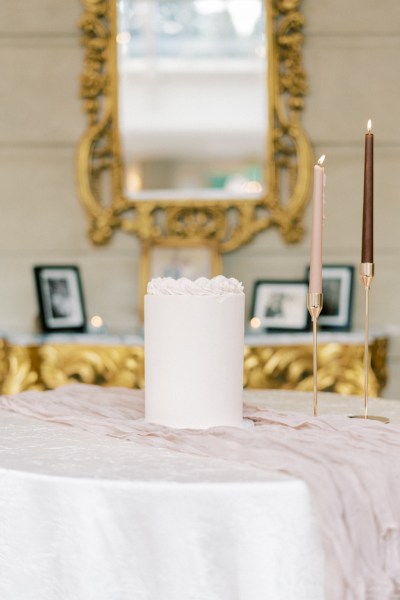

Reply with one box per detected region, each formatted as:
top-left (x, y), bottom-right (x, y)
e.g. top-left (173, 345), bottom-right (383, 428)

top-left (309, 155), bottom-right (326, 294)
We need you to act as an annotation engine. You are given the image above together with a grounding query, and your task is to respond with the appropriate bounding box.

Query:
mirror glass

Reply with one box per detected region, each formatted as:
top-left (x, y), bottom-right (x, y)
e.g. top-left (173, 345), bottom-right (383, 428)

top-left (117, 0), bottom-right (267, 200)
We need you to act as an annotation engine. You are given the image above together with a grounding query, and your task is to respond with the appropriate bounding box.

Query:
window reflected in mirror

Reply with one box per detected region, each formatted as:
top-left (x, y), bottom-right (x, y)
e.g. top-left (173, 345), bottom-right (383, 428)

top-left (117, 0), bottom-right (267, 200)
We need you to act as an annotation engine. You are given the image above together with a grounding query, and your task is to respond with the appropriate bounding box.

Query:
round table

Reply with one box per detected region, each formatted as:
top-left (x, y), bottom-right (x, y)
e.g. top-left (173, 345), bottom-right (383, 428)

top-left (1, 388), bottom-right (399, 600)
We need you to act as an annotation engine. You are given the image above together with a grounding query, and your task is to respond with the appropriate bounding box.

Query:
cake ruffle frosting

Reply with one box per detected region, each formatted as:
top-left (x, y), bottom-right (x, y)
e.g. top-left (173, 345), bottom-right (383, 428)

top-left (147, 275), bottom-right (244, 297)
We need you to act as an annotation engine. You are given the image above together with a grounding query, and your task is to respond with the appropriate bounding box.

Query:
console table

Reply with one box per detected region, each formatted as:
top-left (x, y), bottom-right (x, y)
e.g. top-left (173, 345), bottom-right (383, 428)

top-left (0, 332), bottom-right (387, 397)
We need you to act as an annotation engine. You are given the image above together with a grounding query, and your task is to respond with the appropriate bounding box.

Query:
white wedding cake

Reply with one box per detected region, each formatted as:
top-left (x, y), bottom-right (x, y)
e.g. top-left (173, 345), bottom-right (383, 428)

top-left (144, 275), bottom-right (245, 429)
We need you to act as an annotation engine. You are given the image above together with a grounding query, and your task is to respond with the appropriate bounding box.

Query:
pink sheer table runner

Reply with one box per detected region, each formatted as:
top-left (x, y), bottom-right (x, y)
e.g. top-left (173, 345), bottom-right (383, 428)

top-left (1, 384), bottom-right (400, 600)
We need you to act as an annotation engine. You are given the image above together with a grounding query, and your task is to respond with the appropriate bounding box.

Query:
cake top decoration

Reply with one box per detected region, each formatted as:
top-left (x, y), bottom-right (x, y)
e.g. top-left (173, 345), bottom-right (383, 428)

top-left (147, 275), bottom-right (244, 297)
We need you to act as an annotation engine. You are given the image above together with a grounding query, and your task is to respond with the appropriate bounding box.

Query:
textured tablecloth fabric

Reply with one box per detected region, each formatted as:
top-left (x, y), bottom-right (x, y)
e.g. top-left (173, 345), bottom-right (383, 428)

top-left (1, 385), bottom-right (400, 600)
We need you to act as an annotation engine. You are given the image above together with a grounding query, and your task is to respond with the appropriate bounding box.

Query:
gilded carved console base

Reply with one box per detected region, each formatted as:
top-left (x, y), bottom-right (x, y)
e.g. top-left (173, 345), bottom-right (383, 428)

top-left (39, 345), bottom-right (145, 390)
top-left (243, 339), bottom-right (388, 397)
top-left (0, 338), bottom-right (388, 398)
top-left (0, 340), bottom-right (41, 395)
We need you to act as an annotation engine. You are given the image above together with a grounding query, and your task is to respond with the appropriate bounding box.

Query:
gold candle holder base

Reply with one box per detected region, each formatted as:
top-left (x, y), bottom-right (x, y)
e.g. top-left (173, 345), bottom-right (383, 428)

top-left (350, 263), bottom-right (389, 424)
top-left (307, 293), bottom-right (323, 417)
top-left (349, 415), bottom-right (390, 424)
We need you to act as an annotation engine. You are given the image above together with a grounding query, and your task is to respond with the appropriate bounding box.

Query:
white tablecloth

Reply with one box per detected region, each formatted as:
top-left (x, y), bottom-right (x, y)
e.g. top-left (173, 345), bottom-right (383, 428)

top-left (1, 387), bottom-right (400, 600)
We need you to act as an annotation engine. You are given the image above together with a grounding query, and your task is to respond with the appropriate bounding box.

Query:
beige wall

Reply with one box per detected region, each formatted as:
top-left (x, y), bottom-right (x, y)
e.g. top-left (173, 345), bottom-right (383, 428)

top-left (0, 1), bottom-right (399, 396)
top-left (0, 1), bottom-right (142, 336)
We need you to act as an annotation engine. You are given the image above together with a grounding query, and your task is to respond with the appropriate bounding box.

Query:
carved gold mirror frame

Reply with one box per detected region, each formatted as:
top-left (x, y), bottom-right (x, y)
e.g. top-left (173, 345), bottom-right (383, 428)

top-left (77, 0), bottom-right (313, 252)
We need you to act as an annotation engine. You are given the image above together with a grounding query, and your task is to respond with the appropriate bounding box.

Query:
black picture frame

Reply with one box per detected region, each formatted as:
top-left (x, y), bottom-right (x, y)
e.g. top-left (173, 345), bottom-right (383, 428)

top-left (33, 265), bottom-right (87, 333)
top-left (317, 265), bottom-right (355, 331)
top-left (251, 280), bottom-right (309, 332)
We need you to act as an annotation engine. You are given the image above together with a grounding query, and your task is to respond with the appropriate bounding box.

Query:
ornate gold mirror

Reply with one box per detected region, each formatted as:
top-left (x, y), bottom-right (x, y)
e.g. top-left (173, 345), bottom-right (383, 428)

top-left (78, 0), bottom-right (312, 252)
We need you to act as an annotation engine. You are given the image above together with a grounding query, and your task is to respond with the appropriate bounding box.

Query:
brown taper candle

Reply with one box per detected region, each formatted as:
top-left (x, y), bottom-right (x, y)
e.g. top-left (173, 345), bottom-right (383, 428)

top-left (362, 121), bottom-right (374, 263)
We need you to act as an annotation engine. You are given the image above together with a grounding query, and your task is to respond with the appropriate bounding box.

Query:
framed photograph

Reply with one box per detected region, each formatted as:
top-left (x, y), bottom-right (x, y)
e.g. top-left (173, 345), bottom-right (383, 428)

top-left (318, 265), bottom-right (355, 330)
top-left (33, 266), bottom-right (87, 333)
top-left (141, 237), bottom-right (221, 288)
top-left (251, 280), bottom-right (309, 332)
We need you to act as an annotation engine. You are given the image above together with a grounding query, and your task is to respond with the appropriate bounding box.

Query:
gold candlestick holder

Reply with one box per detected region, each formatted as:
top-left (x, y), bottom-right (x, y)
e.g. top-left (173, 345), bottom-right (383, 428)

top-left (350, 263), bottom-right (389, 423)
top-left (308, 293), bottom-right (323, 416)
